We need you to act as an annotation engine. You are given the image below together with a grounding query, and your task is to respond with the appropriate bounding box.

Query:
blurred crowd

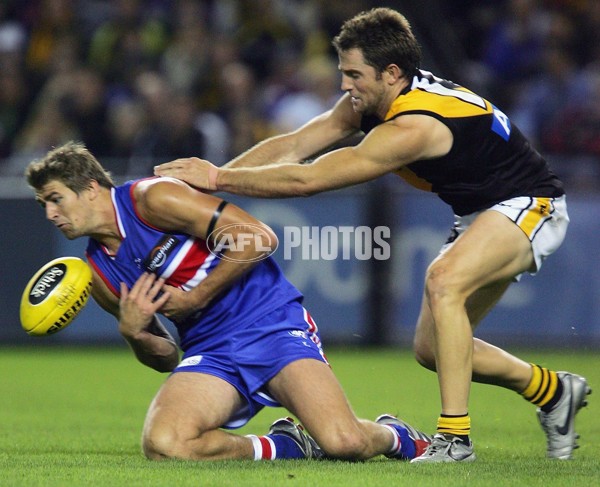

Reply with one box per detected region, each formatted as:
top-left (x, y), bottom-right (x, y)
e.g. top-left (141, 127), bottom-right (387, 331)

top-left (0, 0), bottom-right (350, 177)
top-left (444, 0), bottom-right (600, 190)
top-left (0, 0), bottom-right (599, 189)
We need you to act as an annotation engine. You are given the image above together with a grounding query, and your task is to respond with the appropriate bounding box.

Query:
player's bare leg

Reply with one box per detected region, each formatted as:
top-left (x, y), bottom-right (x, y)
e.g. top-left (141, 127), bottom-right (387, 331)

top-left (412, 210), bottom-right (534, 462)
top-left (267, 358), bottom-right (428, 460)
top-left (414, 280), bottom-right (534, 392)
top-left (427, 211), bottom-right (534, 409)
top-left (142, 372), bottom-right (254, 460)
top-left (142, 360), bottom-right (429, 462)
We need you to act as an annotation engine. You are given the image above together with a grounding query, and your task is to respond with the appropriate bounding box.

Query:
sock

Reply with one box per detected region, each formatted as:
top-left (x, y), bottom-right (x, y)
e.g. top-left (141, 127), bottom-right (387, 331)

top-left (246, 434), bottom-right (304, 460)
top-left (382, 424), bottom-right (417, 460)
top-left (437, 414), bottom-right (470, 443)
top-left (520, 363), bottom-right (563, 412)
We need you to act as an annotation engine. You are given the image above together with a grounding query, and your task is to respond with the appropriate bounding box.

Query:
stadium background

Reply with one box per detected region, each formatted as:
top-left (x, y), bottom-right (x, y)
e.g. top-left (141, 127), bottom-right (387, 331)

top-left (1, 0), bottom-right (599, 348)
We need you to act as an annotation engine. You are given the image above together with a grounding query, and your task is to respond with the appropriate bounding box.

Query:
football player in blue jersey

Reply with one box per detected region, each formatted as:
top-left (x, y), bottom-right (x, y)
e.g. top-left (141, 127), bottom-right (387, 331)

top-left (25, 141), bottom-right (431, 462)
top-left (155, 7), bottom-right (590, 462)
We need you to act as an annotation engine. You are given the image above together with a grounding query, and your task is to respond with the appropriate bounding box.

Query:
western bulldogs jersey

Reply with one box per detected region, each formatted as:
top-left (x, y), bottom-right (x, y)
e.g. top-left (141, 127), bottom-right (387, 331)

top-left (361, 70), bottom-right (564, 216)
top-left (86, 179), bottom-right (302, 351)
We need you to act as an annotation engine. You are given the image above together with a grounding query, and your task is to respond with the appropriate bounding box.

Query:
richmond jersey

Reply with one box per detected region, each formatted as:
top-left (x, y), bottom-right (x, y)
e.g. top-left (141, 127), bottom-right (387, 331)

top-left (361, 70), bottom-right (564, 216)
top-left (86, 179), bottom-right (302, 351)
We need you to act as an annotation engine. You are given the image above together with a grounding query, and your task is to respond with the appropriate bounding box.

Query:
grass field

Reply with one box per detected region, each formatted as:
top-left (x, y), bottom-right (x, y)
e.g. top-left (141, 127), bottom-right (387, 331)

top-left (0, 345), bottom-right (597, 486)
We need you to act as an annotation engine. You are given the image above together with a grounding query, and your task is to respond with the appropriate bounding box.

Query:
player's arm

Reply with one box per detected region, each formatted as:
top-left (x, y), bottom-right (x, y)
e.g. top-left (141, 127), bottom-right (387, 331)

top-left (154, 113), bottom-right (452, 197)
top-left (134, 177), bottom-right (277, 321)
top-left (90, 270), bottom-right (179, 373)
top-left (216, 114), bottom-right (453, 197)
top-left (153, 93), bottom-right (361, 184)
top-left (224, 93), bottom-right (361, 168)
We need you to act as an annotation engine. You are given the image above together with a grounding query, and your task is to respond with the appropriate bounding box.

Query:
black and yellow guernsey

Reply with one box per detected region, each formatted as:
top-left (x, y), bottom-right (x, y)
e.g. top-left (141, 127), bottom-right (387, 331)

top-left (360, 70), bottom-right (564, 216)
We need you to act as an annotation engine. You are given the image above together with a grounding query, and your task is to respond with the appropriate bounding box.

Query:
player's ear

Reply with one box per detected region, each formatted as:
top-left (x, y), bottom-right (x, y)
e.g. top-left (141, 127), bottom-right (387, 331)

top-left (383, 64), bottom-right (403, 85)
top-left (86, 180), bottom-right (101, 200)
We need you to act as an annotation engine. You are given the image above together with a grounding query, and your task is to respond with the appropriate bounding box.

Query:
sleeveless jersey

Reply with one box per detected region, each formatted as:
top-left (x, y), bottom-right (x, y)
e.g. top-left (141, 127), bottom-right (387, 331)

top-left (361, 70), bottom-right (564, 216)
top-left (86, 180), bottom-right (303, 351)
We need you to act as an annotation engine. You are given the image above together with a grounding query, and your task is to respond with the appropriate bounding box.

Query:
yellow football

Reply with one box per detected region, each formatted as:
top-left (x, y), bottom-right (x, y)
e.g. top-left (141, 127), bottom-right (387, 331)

top-left (20, 256), bottom-right (93, 336)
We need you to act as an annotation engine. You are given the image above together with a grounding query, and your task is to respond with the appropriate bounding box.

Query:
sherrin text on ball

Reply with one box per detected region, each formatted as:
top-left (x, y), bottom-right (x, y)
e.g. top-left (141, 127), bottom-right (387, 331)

top-left (20, 256), bottom-right (92, 336)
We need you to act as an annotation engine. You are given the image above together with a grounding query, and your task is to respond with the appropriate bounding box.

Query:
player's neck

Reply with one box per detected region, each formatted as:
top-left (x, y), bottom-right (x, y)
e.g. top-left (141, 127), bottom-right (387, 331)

top-left (91, 193), bottom-right (123, 253)
top-left (378, 79), bottom-right (410, 119)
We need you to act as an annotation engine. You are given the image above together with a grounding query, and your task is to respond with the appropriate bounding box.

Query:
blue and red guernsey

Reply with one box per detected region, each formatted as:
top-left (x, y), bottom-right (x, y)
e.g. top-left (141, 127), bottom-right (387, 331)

top-left (86, 180), bottom-right (302, 351)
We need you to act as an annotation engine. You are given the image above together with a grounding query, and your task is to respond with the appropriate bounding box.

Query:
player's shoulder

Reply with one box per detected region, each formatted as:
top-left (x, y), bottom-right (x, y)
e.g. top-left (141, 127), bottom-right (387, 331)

top-left (133, 175), bottom-right (187, 194)
top-left (389, 70), bottom-right (492, 119)
top-left (131, 175), bottom-right (224, 228)
top-left (132, 176), bottom-right (193, 205)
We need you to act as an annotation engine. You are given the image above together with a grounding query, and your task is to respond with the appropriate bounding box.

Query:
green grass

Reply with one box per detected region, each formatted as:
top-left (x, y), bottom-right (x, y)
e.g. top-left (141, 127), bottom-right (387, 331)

top-left (0, 346), bottom-right (597, 486)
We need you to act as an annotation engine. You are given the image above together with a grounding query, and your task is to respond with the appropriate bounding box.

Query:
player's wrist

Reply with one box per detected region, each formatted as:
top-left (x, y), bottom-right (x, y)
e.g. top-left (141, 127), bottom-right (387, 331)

top-left (207, 165), bottom-right (219, 191)
top-left (118, 318), bottom-right (151, 340)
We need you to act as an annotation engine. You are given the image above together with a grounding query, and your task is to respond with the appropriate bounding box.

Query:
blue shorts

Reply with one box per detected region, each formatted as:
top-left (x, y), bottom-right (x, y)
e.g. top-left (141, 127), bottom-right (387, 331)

top-left (171, 300), bottom-right (328, 429)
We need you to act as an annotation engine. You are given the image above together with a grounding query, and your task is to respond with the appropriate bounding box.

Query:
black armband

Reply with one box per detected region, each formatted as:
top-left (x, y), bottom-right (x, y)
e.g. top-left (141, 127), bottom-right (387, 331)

top-left (206, 200), bottom-right (228, 237)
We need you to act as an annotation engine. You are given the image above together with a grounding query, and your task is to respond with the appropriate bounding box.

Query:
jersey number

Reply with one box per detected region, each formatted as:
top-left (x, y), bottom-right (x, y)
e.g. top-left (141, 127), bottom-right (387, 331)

top-left (415, 72), bottom-right (512, 141)
top-left (491, 106), bottom-right (511, 141)
top-left (414, 74), bottom-right (487, 109)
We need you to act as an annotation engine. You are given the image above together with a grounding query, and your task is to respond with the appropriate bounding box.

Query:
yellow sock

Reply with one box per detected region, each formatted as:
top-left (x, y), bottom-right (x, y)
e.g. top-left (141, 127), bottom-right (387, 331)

top-left (437, 414), bottom-right (470, 437)
top-left (521, 363), bottom-right (559, 408)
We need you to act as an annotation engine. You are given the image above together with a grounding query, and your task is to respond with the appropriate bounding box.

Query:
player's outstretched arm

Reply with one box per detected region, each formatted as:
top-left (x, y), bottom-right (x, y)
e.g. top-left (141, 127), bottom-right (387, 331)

top-left (223, 94), bottom-right (359, 169)
top-left (154, 113), bottom-right (451, 198)
top-left (154, 93), bottom-right (360, 186)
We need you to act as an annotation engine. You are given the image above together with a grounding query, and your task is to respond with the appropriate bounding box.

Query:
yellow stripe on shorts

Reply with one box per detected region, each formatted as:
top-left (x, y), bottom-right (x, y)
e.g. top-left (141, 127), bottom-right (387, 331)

top-left (516, 197), bottom-right (553, 240)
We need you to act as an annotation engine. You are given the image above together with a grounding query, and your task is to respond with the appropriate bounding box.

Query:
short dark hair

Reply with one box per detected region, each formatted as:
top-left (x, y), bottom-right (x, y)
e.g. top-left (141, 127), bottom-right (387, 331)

top-left (25, 141), bottom-right (114, 194)
top-left (332, 7), bottom-right (421, 78)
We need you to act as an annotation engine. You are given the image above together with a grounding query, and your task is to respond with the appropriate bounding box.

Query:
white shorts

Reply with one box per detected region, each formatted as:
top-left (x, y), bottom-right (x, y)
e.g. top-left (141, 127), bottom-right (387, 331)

top-left (442, 195), bottom-right (569, 280)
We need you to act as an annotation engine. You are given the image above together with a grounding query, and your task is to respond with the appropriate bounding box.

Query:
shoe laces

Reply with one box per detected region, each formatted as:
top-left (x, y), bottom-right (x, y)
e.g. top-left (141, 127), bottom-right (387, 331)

top-left (423, 434), bottom-right (460, 456)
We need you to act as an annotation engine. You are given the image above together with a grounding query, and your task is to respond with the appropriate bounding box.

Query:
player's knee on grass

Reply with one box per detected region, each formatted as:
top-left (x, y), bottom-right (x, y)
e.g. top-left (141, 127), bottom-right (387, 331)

top-left (142, 426), bottom-right (176, 460)
top-left (313, 424), bottom-right (372, 460)
top-left (142, 424), bottom-right (196, 460)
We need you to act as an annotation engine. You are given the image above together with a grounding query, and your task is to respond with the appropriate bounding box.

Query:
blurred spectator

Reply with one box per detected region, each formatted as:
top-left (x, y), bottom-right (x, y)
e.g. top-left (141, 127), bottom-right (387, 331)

top-left (11, 98), bottom-right (77, 161)
top-left (160, 0), bottom-right (211, 95)
top-left (215, 61), bottom-right (268, 158)
top-left (578, 0), bottom-right (600, 68)
top-left (194, 111), bottom-right (230, 167)
top-left (260, 48), bottom-right (305, 128)
top-left (105, 97), bottom-right (147, 167)
top-left (128, 72), bottom-right (205, 174)
top-left (269, 55), bottom-right (341, 133)
top-left (24, 0), bottom-right (82, 93)
top-left (0, 2), bottom-right (26, 60)
top-left (541, 67), bottom-right (600, 158)
top-left (2, 77), bottom-right (77, 176)
top-left (87, 0), bottom-right (168, 88)
top-left (509, 44), bottom-right (590, 146)
top-left (127, 70), bottom-right (170, 173)
top-left (234, 0), bottom-right (300, 81)
top-left (480, 0), bottom-right (551, 108)
top-left (0, 3), bottom-right (29, 161)
top-left (57, 67), bottom-right (110, 157)
top-left (0, 67), bottom-right (29, 160)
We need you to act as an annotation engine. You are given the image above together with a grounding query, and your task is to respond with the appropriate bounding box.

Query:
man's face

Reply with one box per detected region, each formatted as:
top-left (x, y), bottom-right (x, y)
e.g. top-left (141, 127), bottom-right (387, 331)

top-left (338, 48), bottom-right (387, 116)
top-left (36, 180), bottom-right (92, 240)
